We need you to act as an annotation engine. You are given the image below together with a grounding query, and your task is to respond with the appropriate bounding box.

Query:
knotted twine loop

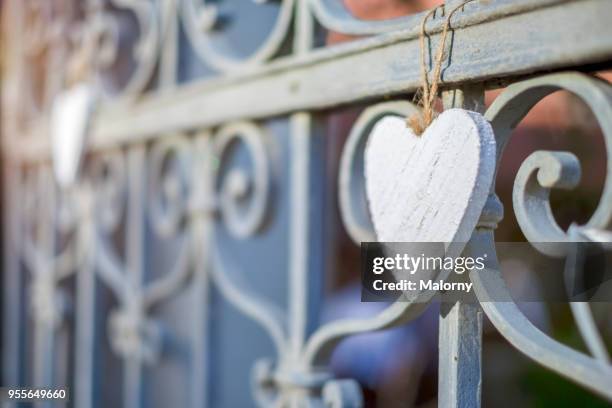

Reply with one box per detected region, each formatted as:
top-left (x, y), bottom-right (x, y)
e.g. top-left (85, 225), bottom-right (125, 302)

top-left (408, 0), bottom-right (476, 135)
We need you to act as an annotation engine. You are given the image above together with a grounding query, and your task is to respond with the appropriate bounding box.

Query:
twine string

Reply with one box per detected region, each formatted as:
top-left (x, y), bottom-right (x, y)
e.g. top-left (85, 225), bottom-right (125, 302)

top-left (408, 0), bottom-right (476, 135)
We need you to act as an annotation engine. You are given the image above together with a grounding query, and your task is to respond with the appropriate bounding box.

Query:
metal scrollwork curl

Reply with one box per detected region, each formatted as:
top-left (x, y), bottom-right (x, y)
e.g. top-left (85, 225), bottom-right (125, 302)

top-left (143, 135), bottom-right (195, 309)
top-left (89, 148), bottom-right (127, 233)
top-left (51, 0), bottom-right (159, 101)
top-left (108, 0), bottom-right (159, 96)
top-left (309, 0), bottom-right (423, 36)
top-left (205, 121), bottom-right (282, 342)
top-left (214, 121), bottom-right (271, 239)
top-left (21, 166), bottom-right (80, 331)
top-left (303, 101), bottom-right (428, 369)
top-left (92, 0), bottom-right (159, 97)
top-left (512, 151), bottom-right (581, 256)
top-left (180, 0), bottom-right (295, 72)
top-left (473, 71), bottom-right (612, 401)
top-left (486, 72), bottom-right (612, 244)
top-left (148, 134), bottom-right (193, 239)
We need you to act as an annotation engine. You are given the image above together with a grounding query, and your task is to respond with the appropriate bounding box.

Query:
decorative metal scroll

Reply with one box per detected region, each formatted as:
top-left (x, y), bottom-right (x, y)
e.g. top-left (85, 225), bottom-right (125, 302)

top-left (14, 120), bottom-right (280, 407)
top-left (10, 0), bottom-right (554, 115)
top-left (476, 72), bottom-right (612, 399)
top-left (331, 76), bottom-right (612, 402)
top-left (323, 72), bottom-right (612, 403)
top-left (3, 0), bottom-right (612, 407)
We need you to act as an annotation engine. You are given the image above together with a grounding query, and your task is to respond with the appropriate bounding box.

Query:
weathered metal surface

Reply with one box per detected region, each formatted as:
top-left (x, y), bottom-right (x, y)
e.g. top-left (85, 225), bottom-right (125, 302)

top-left (6, 0), bottom-right (612, 160)
top-left (436, 87), bottom-right (486, 408)
top-left (2, 0), bottom-right (612, 407)
top-left (473, 72), bottom-right (612, 401)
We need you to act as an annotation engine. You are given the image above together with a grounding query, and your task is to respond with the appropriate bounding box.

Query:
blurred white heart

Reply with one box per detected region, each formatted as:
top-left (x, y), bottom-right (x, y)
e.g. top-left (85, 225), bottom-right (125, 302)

top-left (51, 84), bottom-right (96, 188)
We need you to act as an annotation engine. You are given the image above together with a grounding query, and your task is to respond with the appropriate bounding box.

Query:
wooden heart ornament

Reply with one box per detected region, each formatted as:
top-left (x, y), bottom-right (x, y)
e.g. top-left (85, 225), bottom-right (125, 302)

top-left (365, 108), bottom-right (496, 248)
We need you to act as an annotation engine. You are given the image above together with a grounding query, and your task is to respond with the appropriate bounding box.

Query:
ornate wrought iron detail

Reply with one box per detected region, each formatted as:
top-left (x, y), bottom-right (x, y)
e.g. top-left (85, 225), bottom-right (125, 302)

top-left (180, 0), bottom-right (295, 72)
top-left (3, 0), bottom-right (612, 405)
top-left (475, 72), bottom-right (612, 399)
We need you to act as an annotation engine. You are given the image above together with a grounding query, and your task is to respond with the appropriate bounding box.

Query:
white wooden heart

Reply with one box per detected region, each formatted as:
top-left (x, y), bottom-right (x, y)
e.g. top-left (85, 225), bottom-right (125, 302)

top-left (365, 108), bottom-right (496, 248)
top-left (51, 84), bottom-right (96, 188)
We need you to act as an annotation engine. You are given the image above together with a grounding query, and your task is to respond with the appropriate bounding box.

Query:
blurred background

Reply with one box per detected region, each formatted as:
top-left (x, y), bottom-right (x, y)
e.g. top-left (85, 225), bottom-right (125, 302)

top-left (1, 0), bottom-right (612, 407)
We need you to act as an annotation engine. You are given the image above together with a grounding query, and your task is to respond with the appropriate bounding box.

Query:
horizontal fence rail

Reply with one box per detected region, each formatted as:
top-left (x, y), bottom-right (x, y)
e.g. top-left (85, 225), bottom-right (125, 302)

top-left (4, 0), bottom-right (612, 160)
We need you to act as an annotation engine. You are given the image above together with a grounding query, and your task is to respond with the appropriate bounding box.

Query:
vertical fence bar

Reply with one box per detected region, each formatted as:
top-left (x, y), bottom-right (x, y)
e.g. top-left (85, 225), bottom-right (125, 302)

top-left (438, 87), bottom-right (485, 408)
top-left (1, 2), bottom-right (25, 399)
top-left (190, 134), bottom-right (214, 408)
top-left (288, 111), bottom-right (327, 405)
top-left (191, 258), bottom-right (209, 408)
top-left (287, 3), bottom-right (327, 404)
top-left (75, 254), bottom-right (95, 408)
top-left (438, 297), bottom-right (483, 408)
top-left (75, 201), bottom-right (96, 408)
top-left (124, 145), bottom-right (147, 408)
top-left (32, 169), bottom-right (57, 408)
top-left (288, 112), bottom-right (326, 360)
top-left (3, 162), bottom-right (22, 401)
top-left (159, 0), bottom-right (178, 89)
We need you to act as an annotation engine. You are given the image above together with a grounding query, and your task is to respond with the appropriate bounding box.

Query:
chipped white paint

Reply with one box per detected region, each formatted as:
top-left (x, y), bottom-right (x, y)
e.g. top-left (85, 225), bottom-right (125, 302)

top-left (50, 84), bottom-right (96, 188)
top-left (365, 109), bottom-right (496, 245)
